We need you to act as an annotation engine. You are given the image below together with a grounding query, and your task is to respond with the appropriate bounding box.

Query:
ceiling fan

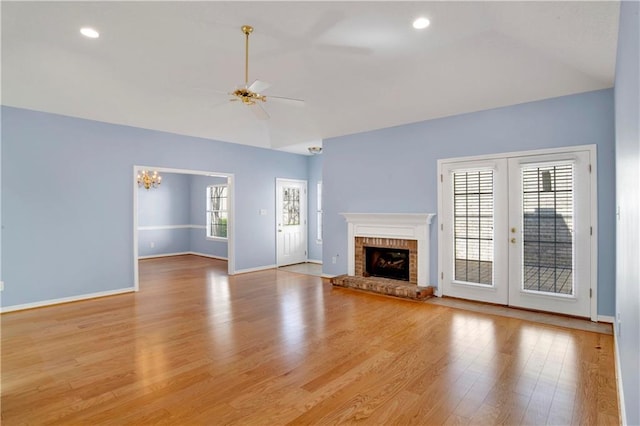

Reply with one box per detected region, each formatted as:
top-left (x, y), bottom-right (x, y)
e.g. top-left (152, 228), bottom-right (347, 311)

top-left (228, 25), bottom-right (304, 120)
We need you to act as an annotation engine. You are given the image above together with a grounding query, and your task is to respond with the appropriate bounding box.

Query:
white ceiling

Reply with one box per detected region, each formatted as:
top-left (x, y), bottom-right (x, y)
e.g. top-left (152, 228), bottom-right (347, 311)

top-left (2, 1), bottom-right (620, 155)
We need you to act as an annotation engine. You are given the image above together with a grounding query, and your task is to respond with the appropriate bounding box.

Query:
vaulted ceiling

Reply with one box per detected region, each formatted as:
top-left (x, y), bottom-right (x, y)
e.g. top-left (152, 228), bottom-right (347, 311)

top-left (2, 1), bottom-right (620, 154)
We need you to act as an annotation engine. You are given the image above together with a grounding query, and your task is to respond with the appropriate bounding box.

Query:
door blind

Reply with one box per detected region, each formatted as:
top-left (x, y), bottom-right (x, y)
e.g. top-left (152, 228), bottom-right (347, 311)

top-left (521, 163), bottom-right (574, 295)
top-left (453, 170), bottom-right (494, 285)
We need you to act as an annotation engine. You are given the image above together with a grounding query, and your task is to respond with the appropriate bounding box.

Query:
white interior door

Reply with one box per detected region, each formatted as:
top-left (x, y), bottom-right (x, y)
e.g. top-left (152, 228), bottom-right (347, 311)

top-left (440, 148), bottom-right (594, 318)
top-left (276, 179), bottom-right (308, 266)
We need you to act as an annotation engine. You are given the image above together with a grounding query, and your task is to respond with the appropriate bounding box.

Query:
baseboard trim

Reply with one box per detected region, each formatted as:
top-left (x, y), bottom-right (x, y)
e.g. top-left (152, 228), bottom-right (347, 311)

top-left (321, 273), bottom-right (337, 278)
top-left (138, 252), bottom-right (191, 259)
top-left (598, 315), bottom-right (615, 323)
top-left (0, 288), bottom-right (135, 314)
top-left (189, 252), bottom-right (228, 261)
top-left (613, 322), bottom-right (627, 425)
top-left (232, 264), bottom-right (276, 275)
top-left (138, 252), bottom-right (227, 261)
top-left (307, 259), bottom-right (323, 265)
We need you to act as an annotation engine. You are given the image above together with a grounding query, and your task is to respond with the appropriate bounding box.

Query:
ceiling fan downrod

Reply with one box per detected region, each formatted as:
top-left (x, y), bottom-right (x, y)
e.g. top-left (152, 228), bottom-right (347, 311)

top-left (241, 25), bottom-right (253, 87)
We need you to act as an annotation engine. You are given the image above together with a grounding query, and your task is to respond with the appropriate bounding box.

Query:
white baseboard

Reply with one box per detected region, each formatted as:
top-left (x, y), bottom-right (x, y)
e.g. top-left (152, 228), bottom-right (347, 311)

top-left (597, 315), bottom-right (615, 323)
top-left (307, 259), bottom-right (323, 265)
top-left (138, 251), bottom-right (227, 261)
top-left (232, 264), bottom-right (276, 275)
top-left (189, 252), bottom-right (228, 261)
top-left (138, 251), bottom-right (191, 259)
top-left (321, 273), bottom-right (337, 278)
top-left (0, 288), bottom-right (135, 313)
top-left (613, 322), bottom-right (627, 425)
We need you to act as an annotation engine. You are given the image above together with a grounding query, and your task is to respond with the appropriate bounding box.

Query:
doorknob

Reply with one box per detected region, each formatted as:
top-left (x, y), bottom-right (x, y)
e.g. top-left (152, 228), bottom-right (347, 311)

top-left (511, 227), bottom-right (517, 233)
top-left (511, 238), bottom-right (516, 244)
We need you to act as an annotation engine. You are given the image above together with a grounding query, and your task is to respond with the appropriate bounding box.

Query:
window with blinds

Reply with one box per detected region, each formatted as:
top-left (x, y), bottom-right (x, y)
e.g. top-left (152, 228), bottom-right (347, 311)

top-left (521, 163), bottom-right (574, 295)
top-left (453, 170), bottom-right (494, 285)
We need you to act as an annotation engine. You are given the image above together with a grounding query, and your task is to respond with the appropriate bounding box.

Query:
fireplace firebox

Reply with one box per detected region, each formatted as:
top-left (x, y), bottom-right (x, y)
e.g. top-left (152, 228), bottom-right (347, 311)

top-left (365, 247), bottom-right (410, 281)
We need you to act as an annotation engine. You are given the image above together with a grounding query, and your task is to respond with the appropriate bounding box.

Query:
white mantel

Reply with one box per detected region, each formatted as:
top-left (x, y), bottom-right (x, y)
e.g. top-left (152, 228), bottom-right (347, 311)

top-left (341, 213), bottom-right (436, 287)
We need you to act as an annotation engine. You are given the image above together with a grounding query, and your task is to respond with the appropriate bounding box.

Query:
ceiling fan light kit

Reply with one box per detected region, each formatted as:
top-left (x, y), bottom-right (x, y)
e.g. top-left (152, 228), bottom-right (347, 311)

top-left (227, 25), bottom-right (305, 120)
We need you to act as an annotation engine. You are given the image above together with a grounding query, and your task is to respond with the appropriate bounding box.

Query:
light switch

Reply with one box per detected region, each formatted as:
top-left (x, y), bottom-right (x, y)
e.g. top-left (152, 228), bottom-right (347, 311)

top-left (259, 209), bottom-right (267, 216)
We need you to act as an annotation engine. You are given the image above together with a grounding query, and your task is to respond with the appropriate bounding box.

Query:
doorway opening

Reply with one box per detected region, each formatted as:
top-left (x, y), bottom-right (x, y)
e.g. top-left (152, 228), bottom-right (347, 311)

top-left (133, 166), bottom-right (235, 290)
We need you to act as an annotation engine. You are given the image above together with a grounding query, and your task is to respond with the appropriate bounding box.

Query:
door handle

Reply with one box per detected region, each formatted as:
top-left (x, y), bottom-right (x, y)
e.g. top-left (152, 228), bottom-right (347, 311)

top-left (510, 238), bottom-right (516, 244)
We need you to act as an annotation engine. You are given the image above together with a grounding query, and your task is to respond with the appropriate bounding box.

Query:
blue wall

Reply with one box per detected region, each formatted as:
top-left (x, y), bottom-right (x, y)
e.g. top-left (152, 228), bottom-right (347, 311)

top-left (307, 153), bottom-right (323, 262)
top-left (189, 175), bottom-right (227, 258)
top-left (1, 107), bottom-right (307, 308)
top-left (322, 89), bottom-right (616, 316)
top-left (138, 172), bottom-right (191, 257)
top-left (614, 1), bottom-right (640, 424)
top-left (137, 172), bottom-right (228, 258)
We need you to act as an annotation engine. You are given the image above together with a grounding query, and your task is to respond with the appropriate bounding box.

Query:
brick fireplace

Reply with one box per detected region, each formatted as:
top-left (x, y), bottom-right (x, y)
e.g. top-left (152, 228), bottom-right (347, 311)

top-left (356, 237), bottom-right (417, 283)
top-left (340, 213), bottom-right (436, 287)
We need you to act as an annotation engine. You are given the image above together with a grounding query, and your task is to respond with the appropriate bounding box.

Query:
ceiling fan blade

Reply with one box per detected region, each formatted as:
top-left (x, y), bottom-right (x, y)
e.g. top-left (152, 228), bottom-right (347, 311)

top-left (248, 80), bottom-right (271, 93)
top-left (250, 102), bottom-right (270, 120)
top-left (267, 95), bottom-right (305, 107)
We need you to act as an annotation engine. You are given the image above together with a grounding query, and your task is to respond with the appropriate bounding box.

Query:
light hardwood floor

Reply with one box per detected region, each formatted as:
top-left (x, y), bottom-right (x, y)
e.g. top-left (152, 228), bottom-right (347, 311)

top-left (1, 255), bottom-right (619, 424)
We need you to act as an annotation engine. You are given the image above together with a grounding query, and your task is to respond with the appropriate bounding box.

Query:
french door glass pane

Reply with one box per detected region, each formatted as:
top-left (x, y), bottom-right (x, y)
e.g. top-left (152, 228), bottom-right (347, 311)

top-left (521, 163), bottom-right (574, 295)
top-left (453, 170), bottom-right (494, 285)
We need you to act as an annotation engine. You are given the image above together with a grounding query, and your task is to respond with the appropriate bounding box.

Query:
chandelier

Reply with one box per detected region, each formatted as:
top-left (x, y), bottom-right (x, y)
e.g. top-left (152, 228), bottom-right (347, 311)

top-left (137, 170), bottom-right (162, 190)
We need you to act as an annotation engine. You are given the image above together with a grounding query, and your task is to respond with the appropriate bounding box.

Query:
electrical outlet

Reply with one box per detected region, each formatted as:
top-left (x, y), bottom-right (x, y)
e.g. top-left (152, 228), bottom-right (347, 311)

top-left (0, 281), bottom-right (4, 292)
top-left (150, 242), bottom-right (155, 248)
top-left (332, 256), bottom-right (337, 264)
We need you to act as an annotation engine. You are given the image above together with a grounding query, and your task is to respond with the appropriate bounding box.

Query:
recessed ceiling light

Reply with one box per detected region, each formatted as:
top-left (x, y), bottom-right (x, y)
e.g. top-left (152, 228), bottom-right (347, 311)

top-left (412, 17), bottom-right (430, 30)
top-left (80, 27), bottom-right (100, 38)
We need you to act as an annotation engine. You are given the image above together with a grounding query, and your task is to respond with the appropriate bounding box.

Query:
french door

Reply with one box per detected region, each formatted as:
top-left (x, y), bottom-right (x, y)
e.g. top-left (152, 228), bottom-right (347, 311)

top-left (440, 149), bottom-right (594, 318)
top-left (276, 179), bottom-right (308, 266)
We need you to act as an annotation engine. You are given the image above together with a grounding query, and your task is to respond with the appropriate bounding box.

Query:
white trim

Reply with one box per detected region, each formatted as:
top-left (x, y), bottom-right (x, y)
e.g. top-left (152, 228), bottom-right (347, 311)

top-left (138, 252), bottom-right (228, 261)
top-left (613, 323), bottom-right (627, 425)
top-left (437, 144), bottom-right (598, 165)
top-left (138, 251), bottom-right (191, 259)
top-left (588, 147), bottom-right (598, 322)
top-left (340, 213), bottom-right (436, 287)
top-left (307, 259), bottom-right (323, 264)
top-left (232, 264), bottom-right (276, 275)
top-left (597, 315), bottom-right (615, 323)
top-left (0, 288), bottom-right (134, 313)
top-left (138, 224), bottom-right (204, 231)
top-left (189, 252), bottom-right (227, 261)
top-left (321, 273), bottom-right (337, 279)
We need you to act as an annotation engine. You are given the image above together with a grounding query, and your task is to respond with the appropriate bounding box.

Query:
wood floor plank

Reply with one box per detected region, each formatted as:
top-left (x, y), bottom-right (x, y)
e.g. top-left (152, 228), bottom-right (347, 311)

top-left (1, 255), bottom-right (619, 425)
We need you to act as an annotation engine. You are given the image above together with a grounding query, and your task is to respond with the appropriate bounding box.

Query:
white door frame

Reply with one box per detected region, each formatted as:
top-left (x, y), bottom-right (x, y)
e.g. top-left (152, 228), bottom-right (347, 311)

top-left (437, 145), bottom-right (598, 321)
top-left (275, 178), bottom-right (308, 266)
top-left (133, 166), bottom-right (235, 291)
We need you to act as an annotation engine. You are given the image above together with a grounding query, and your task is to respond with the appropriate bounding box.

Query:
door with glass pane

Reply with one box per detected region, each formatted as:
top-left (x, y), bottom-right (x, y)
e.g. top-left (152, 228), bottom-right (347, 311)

top-left (507, 152), bottom-right (591, 317)
top-left (276, 179), bottom-right (308, 266)
top-left (441, 159), bottom-right (509, 305)
top-left (440, 149), bottom-right (593, 318)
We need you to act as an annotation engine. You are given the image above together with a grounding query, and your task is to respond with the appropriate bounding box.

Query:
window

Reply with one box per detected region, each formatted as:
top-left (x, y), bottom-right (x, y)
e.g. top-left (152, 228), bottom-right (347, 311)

top-left (316, 181), bottom-right (323, 242)
top-left (207, 184), bottom-right (228, 239)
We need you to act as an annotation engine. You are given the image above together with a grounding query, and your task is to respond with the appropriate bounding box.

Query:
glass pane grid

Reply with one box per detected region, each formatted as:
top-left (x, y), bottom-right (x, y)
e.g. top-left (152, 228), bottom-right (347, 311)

top-left (453, 170), bottom-right (494, 285)
top-left (283, 187), bottom-right (301, 226)
top-left (522, 164), bottom-right (574, 295)
top-left (207, 185), bottom-right (228, 238)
